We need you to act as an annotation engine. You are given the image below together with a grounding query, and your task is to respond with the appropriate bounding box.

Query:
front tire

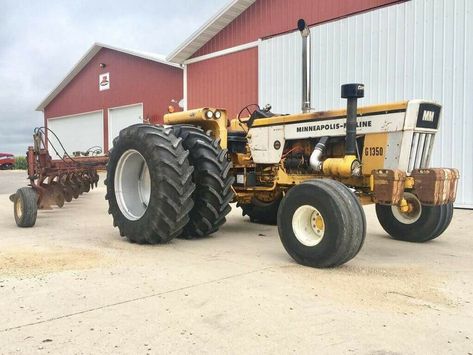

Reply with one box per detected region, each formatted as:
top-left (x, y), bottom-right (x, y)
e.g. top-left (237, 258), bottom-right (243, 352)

top-left (376, 192), bottom-right (453, 243)
top-left (106, 124), bottom-right (195, 244)
top-left (277, 179), bottom-right (366, 268)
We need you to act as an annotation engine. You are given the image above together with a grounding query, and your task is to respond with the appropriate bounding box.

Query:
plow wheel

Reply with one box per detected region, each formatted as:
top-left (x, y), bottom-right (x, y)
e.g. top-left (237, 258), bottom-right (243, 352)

top-left (375, 192), bottom-right (453, 243)
top-left (13, 187), bottom-right (38, 227)
top-left (106, 124), bottom-right (195, 244)
top-left (171, 125), bottom-right (234, 238)
top-left (277, 179), bottom-right (366, 268)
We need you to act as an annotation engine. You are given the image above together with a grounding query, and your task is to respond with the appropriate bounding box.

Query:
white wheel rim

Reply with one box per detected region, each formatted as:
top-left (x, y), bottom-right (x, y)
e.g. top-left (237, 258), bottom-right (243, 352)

top-left (391, 192), bottom-right (422, 224)
top-left (114, 149), bottom-right (151, 221)
top-left (292, 205), bottom-right (325, 247)
top-left (15, 197), bottom-right (23, 219)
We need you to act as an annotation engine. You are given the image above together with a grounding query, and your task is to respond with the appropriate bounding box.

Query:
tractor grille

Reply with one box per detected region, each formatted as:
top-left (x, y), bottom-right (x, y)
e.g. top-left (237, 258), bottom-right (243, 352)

top-left (407, 132), bottom-right (436, 173)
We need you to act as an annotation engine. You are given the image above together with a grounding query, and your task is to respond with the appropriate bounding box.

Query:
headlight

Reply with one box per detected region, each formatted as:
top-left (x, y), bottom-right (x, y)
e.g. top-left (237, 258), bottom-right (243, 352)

top-left (205, 110), bottom-right (214, 119)
top-left (214, 110), bottom-right (222, 119)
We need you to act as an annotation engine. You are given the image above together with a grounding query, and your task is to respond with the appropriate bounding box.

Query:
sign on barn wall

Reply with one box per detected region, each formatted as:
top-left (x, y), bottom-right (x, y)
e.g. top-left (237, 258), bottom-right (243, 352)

top-left (99, 72), bottom-right (110, 91)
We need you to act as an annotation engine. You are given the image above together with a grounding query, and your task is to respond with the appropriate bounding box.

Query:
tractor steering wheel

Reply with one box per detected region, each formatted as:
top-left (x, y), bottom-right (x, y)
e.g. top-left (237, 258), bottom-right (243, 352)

top-left (237, 104), bottom-right (261, 124)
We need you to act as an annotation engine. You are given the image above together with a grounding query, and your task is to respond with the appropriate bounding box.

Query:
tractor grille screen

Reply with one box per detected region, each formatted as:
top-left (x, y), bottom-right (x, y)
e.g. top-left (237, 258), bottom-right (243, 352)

top-left (408, 132), bottom-right (436, 173)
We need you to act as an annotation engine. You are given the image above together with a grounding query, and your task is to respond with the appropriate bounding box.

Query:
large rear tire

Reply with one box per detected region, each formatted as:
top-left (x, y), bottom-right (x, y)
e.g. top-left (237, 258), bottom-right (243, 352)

top-left (278, 179), bottom-right (366, 268)
top-left (105, 124), bottom-right (195, 244)
top-left (171, 125), bottom-right (234, 238)
top-left (238, 194), bottom-right (282, 225)
top-left (13, 187), bottom-right (38, 227)
top-left (376, 192), bottom-right (453, 243)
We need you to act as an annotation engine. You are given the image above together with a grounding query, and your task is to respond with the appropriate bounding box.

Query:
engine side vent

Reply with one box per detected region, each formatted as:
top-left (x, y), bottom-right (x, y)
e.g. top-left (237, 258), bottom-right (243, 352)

top-left (407, 132), bottom-right (436, 173)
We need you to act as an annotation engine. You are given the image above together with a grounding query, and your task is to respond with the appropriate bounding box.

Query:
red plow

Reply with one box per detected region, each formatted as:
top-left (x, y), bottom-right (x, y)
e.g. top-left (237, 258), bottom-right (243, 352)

top-left (9, 129), bottom-right (108, 227)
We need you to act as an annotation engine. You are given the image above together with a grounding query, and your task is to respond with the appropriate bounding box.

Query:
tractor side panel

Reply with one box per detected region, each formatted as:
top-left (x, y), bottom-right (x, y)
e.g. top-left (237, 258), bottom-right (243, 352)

top-left (248, 126), bottom-right (285, 164)
top-left (282, 112), bottom-right (406, 140)
top-left (361, 133), bottom-right (388, 174)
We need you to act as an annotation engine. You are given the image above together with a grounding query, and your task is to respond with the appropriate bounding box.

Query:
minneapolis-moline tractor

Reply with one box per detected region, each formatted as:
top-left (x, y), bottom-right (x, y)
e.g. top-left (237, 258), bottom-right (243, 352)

top-left (103, 19), bottom-right (458, 268)
top-left (13, 20), bottom-right (459, 268)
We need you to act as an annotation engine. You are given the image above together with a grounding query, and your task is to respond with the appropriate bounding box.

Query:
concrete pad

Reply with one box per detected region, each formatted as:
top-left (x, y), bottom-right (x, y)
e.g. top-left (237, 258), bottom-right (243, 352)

top-left (0, 171), bottom-right (472, 354)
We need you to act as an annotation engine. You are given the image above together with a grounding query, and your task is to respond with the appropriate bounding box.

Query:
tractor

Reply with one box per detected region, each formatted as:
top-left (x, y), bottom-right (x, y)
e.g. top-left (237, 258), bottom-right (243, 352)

top-left (12, 19), bottom-right (459, 268)
top-left (104, 19), bottom-right (458, 268)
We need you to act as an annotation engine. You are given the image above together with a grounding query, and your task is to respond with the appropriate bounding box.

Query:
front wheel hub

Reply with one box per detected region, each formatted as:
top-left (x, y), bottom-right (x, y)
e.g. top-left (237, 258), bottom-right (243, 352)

top-left (292, 205), bottom-right (325, 246)
top-left (392, 192), bottom-right (422, 224)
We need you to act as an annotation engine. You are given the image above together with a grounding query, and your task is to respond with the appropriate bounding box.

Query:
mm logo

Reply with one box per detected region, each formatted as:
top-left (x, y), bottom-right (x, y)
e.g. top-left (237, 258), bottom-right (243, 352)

top-left (422, 110), bottom-right (435, 122)
top-left (416, 104), bottom-right (440, 129)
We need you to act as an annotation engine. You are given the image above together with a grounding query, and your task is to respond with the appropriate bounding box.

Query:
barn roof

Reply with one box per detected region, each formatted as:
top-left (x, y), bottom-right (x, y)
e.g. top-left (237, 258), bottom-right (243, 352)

top-left (166, 0), bottom-right (256, 64)
top-left (36, 43), bottom-right (181, 111)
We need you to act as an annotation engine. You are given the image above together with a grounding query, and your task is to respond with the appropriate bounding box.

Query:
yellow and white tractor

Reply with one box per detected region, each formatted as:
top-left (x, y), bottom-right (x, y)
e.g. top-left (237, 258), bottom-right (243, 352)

top-left (105, 19), bottom-right (459, 268)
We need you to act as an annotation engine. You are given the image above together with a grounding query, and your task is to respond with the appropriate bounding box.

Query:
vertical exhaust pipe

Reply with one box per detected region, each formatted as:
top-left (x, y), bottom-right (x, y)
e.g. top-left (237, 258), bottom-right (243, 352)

top-left (298, 19), bottom-right (311, 113)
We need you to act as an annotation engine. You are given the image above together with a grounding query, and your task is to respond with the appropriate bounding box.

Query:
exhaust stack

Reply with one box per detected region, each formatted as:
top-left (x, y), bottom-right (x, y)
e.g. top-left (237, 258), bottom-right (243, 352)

top-left (298, 19), bottom-right (311, 113)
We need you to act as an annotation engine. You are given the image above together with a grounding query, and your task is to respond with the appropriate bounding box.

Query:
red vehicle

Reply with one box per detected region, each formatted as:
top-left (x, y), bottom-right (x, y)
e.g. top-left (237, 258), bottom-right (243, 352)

top-left (0, 153), bottom-right (16, 170)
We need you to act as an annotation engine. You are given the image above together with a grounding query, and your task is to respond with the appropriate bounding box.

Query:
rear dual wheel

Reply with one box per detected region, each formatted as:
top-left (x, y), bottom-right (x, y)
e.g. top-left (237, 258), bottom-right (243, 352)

top-left (376, 192), bottom-right (453, 242)
top-left (171, 125), bottom-right (234, 238)
top-left (106, 124), bottom-right (233, 243)
top-left (278, 179), bottom-right (366, 268)
top-left (106, 124), bottom-right (195, 243)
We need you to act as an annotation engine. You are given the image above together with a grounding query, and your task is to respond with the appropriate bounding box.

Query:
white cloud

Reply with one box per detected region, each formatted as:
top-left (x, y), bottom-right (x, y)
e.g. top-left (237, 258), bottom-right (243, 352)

top-left (0, 0), bottom-right (228, 155)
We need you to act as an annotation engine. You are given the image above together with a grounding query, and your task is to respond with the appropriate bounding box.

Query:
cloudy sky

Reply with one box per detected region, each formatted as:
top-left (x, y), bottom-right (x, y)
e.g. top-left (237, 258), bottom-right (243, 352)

top-left (0, 0), bottom-right (228, 155)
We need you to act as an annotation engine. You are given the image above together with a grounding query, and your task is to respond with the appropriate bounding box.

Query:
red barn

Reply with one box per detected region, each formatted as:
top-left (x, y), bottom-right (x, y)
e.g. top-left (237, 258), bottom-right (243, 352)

top-left (167, 0), bottom-right (406, 118)
top-left (36, 43), bottom-right (182, 154)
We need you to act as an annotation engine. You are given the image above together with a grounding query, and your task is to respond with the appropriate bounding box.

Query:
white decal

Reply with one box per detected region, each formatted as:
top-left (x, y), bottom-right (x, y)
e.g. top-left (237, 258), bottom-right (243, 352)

top-left (99, 72), bottom-right (110, 91)
top-left (422, 110), bottom-right (435, 122)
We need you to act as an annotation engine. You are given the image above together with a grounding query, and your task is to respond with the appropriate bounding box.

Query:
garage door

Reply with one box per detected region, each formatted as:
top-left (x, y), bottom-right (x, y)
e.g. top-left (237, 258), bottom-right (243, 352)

top-left (108, 104), bottom-right (143, 148)
top-left (47, 111), bottom-right (103, 158)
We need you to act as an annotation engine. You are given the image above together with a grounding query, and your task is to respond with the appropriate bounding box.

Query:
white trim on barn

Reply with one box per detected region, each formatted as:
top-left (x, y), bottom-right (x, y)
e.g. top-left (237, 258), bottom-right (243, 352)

top-left (167, 0), bottom-right (256, 64)
top-left (183, 40), bottom-right (260, 64)
top-left (46, 108), bottom-right (104, 121)
top-left (183, 65), bottom-right (188, 110)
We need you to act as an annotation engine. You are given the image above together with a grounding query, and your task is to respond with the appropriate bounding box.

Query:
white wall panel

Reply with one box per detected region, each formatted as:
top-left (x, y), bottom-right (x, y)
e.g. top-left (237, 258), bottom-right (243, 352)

top-left (259, 0), bottom-right (473, 208)
top-left (47, 111), bottom-right (103, 158)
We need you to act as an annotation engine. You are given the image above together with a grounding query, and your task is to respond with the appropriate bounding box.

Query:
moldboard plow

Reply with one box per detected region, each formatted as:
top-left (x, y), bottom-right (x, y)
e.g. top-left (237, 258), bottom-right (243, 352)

top-left (10, 128), bottom-right (108, 227)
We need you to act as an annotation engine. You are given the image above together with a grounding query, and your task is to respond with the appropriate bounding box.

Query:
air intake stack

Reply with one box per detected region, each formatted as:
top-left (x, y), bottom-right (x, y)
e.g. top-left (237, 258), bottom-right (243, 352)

top-left (341, 83), bottom-right (365, 156)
